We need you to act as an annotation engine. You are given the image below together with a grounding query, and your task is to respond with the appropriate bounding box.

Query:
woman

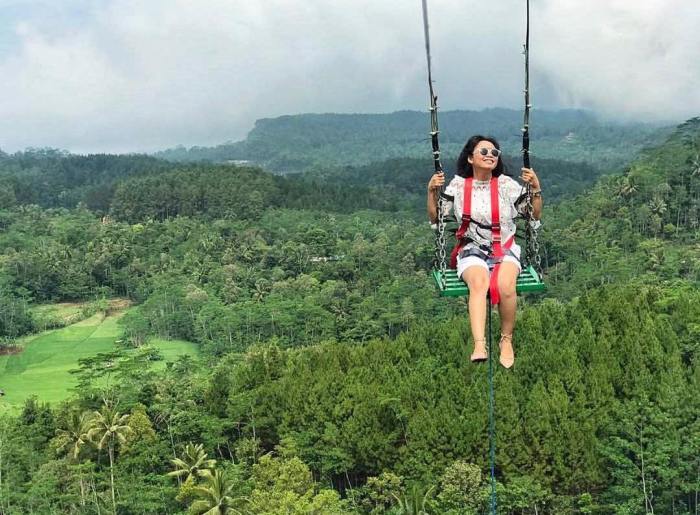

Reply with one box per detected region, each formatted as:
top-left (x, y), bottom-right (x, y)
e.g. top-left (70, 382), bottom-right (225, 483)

top-left (427, 135), bottom-right (542, 368)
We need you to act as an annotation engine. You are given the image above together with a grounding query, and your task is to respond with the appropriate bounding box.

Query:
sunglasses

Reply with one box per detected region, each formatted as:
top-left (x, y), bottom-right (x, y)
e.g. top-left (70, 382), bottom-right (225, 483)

top-left (475, 147), bottom-right (501, 158)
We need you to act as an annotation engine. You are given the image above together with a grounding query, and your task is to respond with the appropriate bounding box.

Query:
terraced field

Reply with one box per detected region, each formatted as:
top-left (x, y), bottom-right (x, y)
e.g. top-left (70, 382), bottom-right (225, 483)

top-left (0, 311), bottom-right (198, 414)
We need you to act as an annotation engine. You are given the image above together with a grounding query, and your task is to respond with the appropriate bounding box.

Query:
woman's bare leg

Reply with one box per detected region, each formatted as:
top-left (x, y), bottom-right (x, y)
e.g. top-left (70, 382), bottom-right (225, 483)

top-left (496, 262), bottom-right (520, 366)
top-left (462, 266), bottom-right (490, 359)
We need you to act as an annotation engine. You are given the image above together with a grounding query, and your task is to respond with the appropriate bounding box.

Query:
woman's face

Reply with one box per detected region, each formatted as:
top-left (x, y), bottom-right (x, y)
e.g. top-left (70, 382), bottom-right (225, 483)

top-left (468, 140), bottom-right (500, 171)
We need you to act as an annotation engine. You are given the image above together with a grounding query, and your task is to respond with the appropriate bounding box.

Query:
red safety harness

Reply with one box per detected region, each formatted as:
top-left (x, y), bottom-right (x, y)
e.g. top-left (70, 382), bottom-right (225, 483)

top-left (449, 177), bottom-right (515, 305)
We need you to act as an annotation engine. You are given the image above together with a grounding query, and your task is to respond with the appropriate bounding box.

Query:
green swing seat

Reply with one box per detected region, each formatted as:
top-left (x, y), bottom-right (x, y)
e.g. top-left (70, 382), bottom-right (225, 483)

top-left (432, 265), bottom-right (545, 297)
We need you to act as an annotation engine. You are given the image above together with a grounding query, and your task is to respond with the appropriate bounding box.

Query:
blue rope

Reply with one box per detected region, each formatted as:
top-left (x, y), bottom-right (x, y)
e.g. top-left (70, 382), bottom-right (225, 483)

top-left (487, 294), bottom-right (497, 514)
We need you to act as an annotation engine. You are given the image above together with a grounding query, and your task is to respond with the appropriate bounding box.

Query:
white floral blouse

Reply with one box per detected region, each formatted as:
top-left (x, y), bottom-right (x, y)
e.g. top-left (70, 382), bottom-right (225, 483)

top-left (436, 174), bottom-right (532, 252)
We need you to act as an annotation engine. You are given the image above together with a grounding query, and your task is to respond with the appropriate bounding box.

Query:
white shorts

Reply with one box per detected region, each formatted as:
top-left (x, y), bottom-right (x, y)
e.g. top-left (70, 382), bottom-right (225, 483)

top-left (456, 243), bottom-right (522, 279)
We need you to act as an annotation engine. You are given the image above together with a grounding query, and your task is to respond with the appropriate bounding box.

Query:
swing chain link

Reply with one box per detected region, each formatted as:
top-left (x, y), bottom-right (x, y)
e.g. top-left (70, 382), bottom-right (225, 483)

top-left (523, 184), bottom-right (543, 274)
top-left (436, 191), bottom-right (447, 287)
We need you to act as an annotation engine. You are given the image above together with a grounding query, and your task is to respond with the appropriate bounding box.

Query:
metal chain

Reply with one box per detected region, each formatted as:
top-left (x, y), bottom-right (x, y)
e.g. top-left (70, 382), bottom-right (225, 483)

top-left (523, 189), bottom-right (542, 273)
top-left (436, 192), bottom-right (447, 287)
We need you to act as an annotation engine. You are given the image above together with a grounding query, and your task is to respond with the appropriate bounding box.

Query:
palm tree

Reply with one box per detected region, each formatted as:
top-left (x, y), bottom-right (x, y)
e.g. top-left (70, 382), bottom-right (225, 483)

top-left (56, 411), bottom-right (92, 505)
top-left (392, 484), bottom-right (435, 515)
top-left (55, 410), bottom-right (94, 507)
top-left (189, 469), bottom-right (247, 515)
top-left (87, 401), bottom-right (133, 514)
top-left (55, 411), bottom-right (94, 461)
top-left (618, 176), bottom-right (638, 198)
top-left (649, 195), bottom-right (667, 217)
top-left (167, 442), bottom-right (217, 484)
top-left (690, 154), bottom-right (700, 177)
top-left (252, 280), bottom-right (268, 303)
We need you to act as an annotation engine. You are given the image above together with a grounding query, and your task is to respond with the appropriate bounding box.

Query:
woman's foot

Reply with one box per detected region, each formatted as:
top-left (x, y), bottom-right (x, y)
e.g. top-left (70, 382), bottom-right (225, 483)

top-left (499, 333), bottom-right (514, 369)
top-left (470, 338), bottom-right (488, 362)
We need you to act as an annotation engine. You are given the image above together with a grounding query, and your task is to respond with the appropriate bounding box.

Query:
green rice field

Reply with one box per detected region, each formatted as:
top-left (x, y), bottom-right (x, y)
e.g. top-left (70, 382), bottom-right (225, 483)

top-left (0, 311), bottom-right (198, 414)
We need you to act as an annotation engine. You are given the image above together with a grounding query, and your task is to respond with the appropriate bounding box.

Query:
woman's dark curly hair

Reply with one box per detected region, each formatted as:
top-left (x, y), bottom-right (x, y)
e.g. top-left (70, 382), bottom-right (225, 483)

top-left (455, 134), bottom-right (507, 178)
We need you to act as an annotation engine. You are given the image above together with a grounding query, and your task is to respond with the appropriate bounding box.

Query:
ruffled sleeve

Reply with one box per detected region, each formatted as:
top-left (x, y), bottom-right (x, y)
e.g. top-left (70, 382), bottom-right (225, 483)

top-left (501, 175), bottom-right (541, 229)
top-left (430, 175), bottom-right (460, 229)
top-left (501, 176), bottom-right (526, 211)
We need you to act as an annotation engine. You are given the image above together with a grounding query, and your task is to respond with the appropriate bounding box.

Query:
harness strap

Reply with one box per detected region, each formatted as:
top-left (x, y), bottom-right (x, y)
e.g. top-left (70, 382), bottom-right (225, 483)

top-left (450, 177), bottom-right (473, 268)
top-left (489, 177), bottom-right (504, 305)
top-left (450, 176), bottom-right (515, 305)
top-left (455, 177), bottom-right (473, 240)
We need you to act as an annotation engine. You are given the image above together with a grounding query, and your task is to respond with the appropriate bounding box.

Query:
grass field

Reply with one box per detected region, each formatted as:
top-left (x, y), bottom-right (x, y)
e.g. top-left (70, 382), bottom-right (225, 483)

top-left (0, 311), bottom-right (199, 415)
top-left (31, 302), bottom-right (85, 321)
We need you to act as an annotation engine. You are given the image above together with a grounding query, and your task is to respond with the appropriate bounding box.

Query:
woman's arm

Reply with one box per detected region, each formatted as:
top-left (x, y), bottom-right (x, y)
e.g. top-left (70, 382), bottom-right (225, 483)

top-left (521, 168), bottom-right (542, 220)
top-left (427, 172), bottom-right (444, 224)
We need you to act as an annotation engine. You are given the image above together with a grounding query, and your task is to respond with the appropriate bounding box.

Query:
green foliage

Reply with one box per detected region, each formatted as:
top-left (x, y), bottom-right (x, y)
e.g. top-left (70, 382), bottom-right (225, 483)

top-left (219, 283), bottom-right (699, 514)
top-left (0, 205), bottom-right (457, 349)
top-left (357, 471), bottom-right (404, 514)
top-left (0, 294), bottom-right (34, 338)
top-left (189, 469), bottom-right (247, 515)
top-left (0, 151), bottom-right (171, 212)
top-left (248, 453), bottom-right (347, 514)
top-left (544, 118), bottom-right (700, 296)
top-left (122, 404), bottom-right (157, 453)
top-left (391, 483), bottom-right (434, 515)
top-left (81, 297), bottom-right (110, 318)
top-left (496, 476), bottom-right (552, 514)
top-left (167, 442), bottom-right (217, 483)
top-left (1, 115), bottom-right (700, 514)
top-left (434, 460), bottom-right (482, 513)
top-left (53, 410), bottom-right (93, 461)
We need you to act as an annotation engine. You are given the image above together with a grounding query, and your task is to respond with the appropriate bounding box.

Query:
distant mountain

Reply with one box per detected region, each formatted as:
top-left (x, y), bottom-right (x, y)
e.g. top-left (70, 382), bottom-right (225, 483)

top-left (154, 109), bottom-right (672, 173)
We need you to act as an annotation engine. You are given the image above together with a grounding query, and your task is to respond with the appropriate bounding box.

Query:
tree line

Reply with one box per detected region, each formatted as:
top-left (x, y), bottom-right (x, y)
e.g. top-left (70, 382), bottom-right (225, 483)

top-left (0, 117), bottom-right (698, 513)
top-left (0, 283), bottom-right (697, 513)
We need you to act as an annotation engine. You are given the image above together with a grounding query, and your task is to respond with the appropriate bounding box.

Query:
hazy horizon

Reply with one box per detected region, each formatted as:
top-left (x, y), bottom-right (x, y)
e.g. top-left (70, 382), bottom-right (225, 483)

top-left (0, 0), bottom-right (698, 154)
top-left (2, 106), bottom-right (680, 157)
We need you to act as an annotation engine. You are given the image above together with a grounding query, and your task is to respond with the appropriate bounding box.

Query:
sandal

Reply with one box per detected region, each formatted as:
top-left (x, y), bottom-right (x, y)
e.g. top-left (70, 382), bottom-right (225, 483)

top-left (470, 338), bottom-right (488, 363)
top-left (499, 333), bottom-right (514, 369)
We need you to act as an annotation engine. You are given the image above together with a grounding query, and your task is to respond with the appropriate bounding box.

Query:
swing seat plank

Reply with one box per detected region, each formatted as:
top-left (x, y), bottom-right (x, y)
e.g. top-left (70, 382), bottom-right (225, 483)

top-left (432, 265), bottom-right (545, 297)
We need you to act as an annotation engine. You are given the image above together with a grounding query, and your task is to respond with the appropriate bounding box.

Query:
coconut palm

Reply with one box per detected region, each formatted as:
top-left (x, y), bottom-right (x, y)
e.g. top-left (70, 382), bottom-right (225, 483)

top-left (392, 484), bottom-right (435, 515)
top-left (87, 401), bottom-right (133, 514)
top-left (691, 154), bottom-right (700, 177)
top-left (55, 410), bottom-right (95, 507)
top-left (618, 176), bottom-right (638, 198)
top-left (167, 442), bottom-right (217, 484)
top-left (190, 469), bottom-right (247, 515)
top-left (55, 411), bottom-right (94, 461)
top-left (252, 280), bottom-right (268, 303)
top-left (649, 195), bottom-right (667, 217)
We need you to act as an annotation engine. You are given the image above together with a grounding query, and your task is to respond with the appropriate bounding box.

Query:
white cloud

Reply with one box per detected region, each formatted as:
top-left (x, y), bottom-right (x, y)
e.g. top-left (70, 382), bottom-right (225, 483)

top-left (0, 0), bottom-right (697, 153)
top-left (533, 0), bottom-right (700, 120)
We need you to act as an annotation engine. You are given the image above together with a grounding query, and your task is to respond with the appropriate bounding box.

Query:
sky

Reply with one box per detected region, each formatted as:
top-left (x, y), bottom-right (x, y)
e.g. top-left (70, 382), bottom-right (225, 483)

top-left (0, 0), bottom-right (698, 154)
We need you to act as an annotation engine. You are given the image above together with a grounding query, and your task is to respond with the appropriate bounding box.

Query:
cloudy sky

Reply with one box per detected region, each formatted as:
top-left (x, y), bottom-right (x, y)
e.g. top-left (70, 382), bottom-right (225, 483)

top-left (0, 0), bottom-right (698, 154)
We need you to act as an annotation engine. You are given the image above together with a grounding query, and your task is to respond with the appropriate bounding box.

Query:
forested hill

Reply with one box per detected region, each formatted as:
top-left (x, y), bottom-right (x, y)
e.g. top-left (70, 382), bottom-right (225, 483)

top-left (302, 154), bottom-right (601, 203)
top-left (154, 109), bottom-right (671, 172)
top-left (0, 151), bottom-right (171, 213)
top-left (543, 116), bottom-right (700, 296)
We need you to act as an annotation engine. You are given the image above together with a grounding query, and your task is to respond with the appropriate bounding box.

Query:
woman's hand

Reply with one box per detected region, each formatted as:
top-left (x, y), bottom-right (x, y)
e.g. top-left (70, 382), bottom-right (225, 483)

top-left (428, 172), bottom-right (445, 192)
top-left (427, 172), bottom-right (444, 223)
top-left (521, 168), bottom-right (540, 190)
